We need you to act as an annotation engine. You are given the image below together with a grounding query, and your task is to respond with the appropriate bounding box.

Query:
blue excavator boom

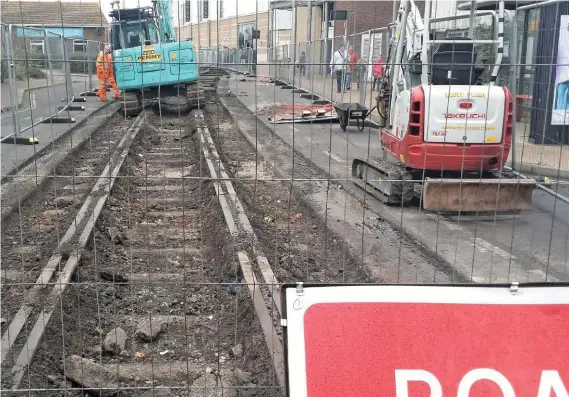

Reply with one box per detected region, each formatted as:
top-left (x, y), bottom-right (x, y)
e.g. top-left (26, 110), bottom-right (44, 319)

top-left (155, 0), bottom-right (175, 42)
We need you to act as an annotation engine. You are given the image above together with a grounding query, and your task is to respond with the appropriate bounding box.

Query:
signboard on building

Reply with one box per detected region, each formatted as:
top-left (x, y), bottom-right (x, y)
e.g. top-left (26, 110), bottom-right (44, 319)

top-left (445, 28), bottom-right (469, 38)
top-left (330, 10), bottom-right (348, 21)
top-left (15, 26), bottom-right (84, 39)
top-left (552, 14), bottom-right (569, 125)
top-left (283, 284), bottom-right (569, 397)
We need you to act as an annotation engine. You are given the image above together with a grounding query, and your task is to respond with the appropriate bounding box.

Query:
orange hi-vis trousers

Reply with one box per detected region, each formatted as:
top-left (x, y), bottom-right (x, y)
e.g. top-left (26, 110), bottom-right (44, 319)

top-left (96, 52), bottom-right (120, 101)
top-left (97, 78), bottom-right (120, 101)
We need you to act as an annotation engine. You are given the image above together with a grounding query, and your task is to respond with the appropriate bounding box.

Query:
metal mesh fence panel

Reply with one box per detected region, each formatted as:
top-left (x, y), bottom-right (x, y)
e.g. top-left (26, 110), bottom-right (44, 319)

top-left (2, 1), bottom-right (568, 396)
top-left (1, 24), bottom-right (10, 92)
top-left (1, 25), bottom-right (78, 148)
top-left (9, 26), bottom-right (57, 89)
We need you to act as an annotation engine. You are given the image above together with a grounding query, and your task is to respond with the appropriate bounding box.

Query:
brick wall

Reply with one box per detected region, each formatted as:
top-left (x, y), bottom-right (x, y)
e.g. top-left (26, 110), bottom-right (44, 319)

top-left (333, 1), bottom-right (425, 37)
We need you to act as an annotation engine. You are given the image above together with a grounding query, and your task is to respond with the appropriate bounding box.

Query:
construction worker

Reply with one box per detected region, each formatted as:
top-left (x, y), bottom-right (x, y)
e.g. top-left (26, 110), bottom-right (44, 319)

top-left (96, 45), bottom-right (120, 101)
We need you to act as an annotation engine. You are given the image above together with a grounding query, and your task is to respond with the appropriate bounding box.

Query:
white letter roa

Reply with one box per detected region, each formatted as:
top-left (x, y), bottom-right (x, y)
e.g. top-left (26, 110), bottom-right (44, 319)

top-left (395, 370), bottom-right (442, 397)
top-left (537, 371), bottom-right (569, 397)
top-left (457, 369), bottom-right (515, 397)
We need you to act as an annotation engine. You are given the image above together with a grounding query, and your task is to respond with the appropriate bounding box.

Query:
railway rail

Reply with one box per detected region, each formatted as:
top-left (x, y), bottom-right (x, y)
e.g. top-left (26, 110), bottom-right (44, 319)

top-left (1, 68), bottom-right (374, 395)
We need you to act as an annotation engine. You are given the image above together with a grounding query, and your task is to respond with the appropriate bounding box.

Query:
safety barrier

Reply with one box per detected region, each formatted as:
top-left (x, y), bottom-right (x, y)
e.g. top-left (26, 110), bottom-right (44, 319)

top-left (2, 3), bottom-right (568, 397)
top-left (0, 24), bottom-right (102, 144)
top-left (198, 46), bottom-right (256, 75)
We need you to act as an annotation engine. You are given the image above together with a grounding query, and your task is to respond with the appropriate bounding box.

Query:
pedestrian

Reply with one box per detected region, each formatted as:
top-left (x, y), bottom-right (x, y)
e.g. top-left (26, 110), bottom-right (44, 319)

top-left (372, 56), bottom-right (384, 91)
top-left (347, 45), bottom-right (360, 91)
top-left (298, 51), bottom-right (306, 76)
top-left (96, 44), bottom-right (120, 101)
top-left (330, 45), bottom-right (348, 93)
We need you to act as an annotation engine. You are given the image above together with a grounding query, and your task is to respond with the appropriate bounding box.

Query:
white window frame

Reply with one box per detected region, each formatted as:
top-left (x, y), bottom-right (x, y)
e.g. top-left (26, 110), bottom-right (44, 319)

top-left (73, 39), bottom-right (87, 52)
top-left (30, 39), bottom-right (45, 54)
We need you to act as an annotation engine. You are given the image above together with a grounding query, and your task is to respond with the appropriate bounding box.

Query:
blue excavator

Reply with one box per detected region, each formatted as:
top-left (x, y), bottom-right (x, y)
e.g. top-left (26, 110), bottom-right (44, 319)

top-left (108, 0), bottom-right (203, 115)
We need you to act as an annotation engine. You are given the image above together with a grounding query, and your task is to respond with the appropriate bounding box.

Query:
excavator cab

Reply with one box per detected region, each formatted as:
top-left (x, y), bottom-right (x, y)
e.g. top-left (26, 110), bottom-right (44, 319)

top-left (409, 40), bottom-right (485, 86)
top-left (111, 16), bottom-right (158, 48)
top-left (430, 41), bottom-right (485, 86)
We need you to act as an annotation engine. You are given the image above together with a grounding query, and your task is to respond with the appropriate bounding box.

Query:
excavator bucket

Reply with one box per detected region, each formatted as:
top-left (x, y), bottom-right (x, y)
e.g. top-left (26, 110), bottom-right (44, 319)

top-left (422, 178), bottom-right (537, 213)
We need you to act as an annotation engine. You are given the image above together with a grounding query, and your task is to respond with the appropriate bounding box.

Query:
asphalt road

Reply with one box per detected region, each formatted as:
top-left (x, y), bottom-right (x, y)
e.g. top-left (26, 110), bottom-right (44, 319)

top-left (230, 75), bottom-right (569, 283)
top-left (0, 83), bottom-right (75, 136)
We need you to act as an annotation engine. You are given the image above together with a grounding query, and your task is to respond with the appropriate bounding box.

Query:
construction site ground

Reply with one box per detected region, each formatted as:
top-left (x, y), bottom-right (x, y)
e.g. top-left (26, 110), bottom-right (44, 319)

top-left (227, 72), bottom-right (569, 283)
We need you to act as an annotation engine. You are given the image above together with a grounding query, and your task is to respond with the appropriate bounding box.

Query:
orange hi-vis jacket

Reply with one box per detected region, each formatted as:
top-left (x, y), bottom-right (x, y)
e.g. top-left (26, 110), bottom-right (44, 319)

top-left (96, 51), bottom-right (115, 81)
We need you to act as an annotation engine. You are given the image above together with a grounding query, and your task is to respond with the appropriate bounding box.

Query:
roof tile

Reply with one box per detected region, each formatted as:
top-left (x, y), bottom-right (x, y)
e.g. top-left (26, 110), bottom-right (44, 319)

top-left (1, 1), bottom-right (107, 27)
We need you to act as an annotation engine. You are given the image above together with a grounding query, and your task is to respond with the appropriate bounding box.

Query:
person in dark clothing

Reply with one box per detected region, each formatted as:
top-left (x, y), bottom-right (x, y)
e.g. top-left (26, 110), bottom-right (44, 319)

top-left (299, 51), bottom-right (306, 76)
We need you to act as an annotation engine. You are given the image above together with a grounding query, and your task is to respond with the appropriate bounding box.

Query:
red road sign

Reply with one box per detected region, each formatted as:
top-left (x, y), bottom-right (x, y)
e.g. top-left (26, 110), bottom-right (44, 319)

top-left (282, 284), bottom-right (569, 397)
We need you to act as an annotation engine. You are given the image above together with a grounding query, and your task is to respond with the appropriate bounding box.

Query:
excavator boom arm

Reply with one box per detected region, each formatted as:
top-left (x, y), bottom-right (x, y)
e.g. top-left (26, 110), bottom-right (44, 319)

top-left (386, 0), bottom-right (424, 124)
top-left (153, 0), bottom-right (176, 42)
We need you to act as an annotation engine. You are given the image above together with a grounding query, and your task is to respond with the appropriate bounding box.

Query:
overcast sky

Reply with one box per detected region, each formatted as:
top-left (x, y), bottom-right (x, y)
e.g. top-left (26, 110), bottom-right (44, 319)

top-left (101, 0), bottom-right (156, 20)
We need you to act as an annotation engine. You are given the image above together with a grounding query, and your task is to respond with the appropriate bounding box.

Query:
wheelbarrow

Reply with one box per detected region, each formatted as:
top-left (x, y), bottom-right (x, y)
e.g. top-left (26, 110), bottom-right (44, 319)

top-left (333, 102), bottom-right (377, 132)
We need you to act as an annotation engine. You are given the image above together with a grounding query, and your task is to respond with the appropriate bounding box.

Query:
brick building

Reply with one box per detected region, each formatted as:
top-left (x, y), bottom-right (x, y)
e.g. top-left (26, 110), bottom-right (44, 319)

top-left (331, 0), bottom-right (425, 37)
